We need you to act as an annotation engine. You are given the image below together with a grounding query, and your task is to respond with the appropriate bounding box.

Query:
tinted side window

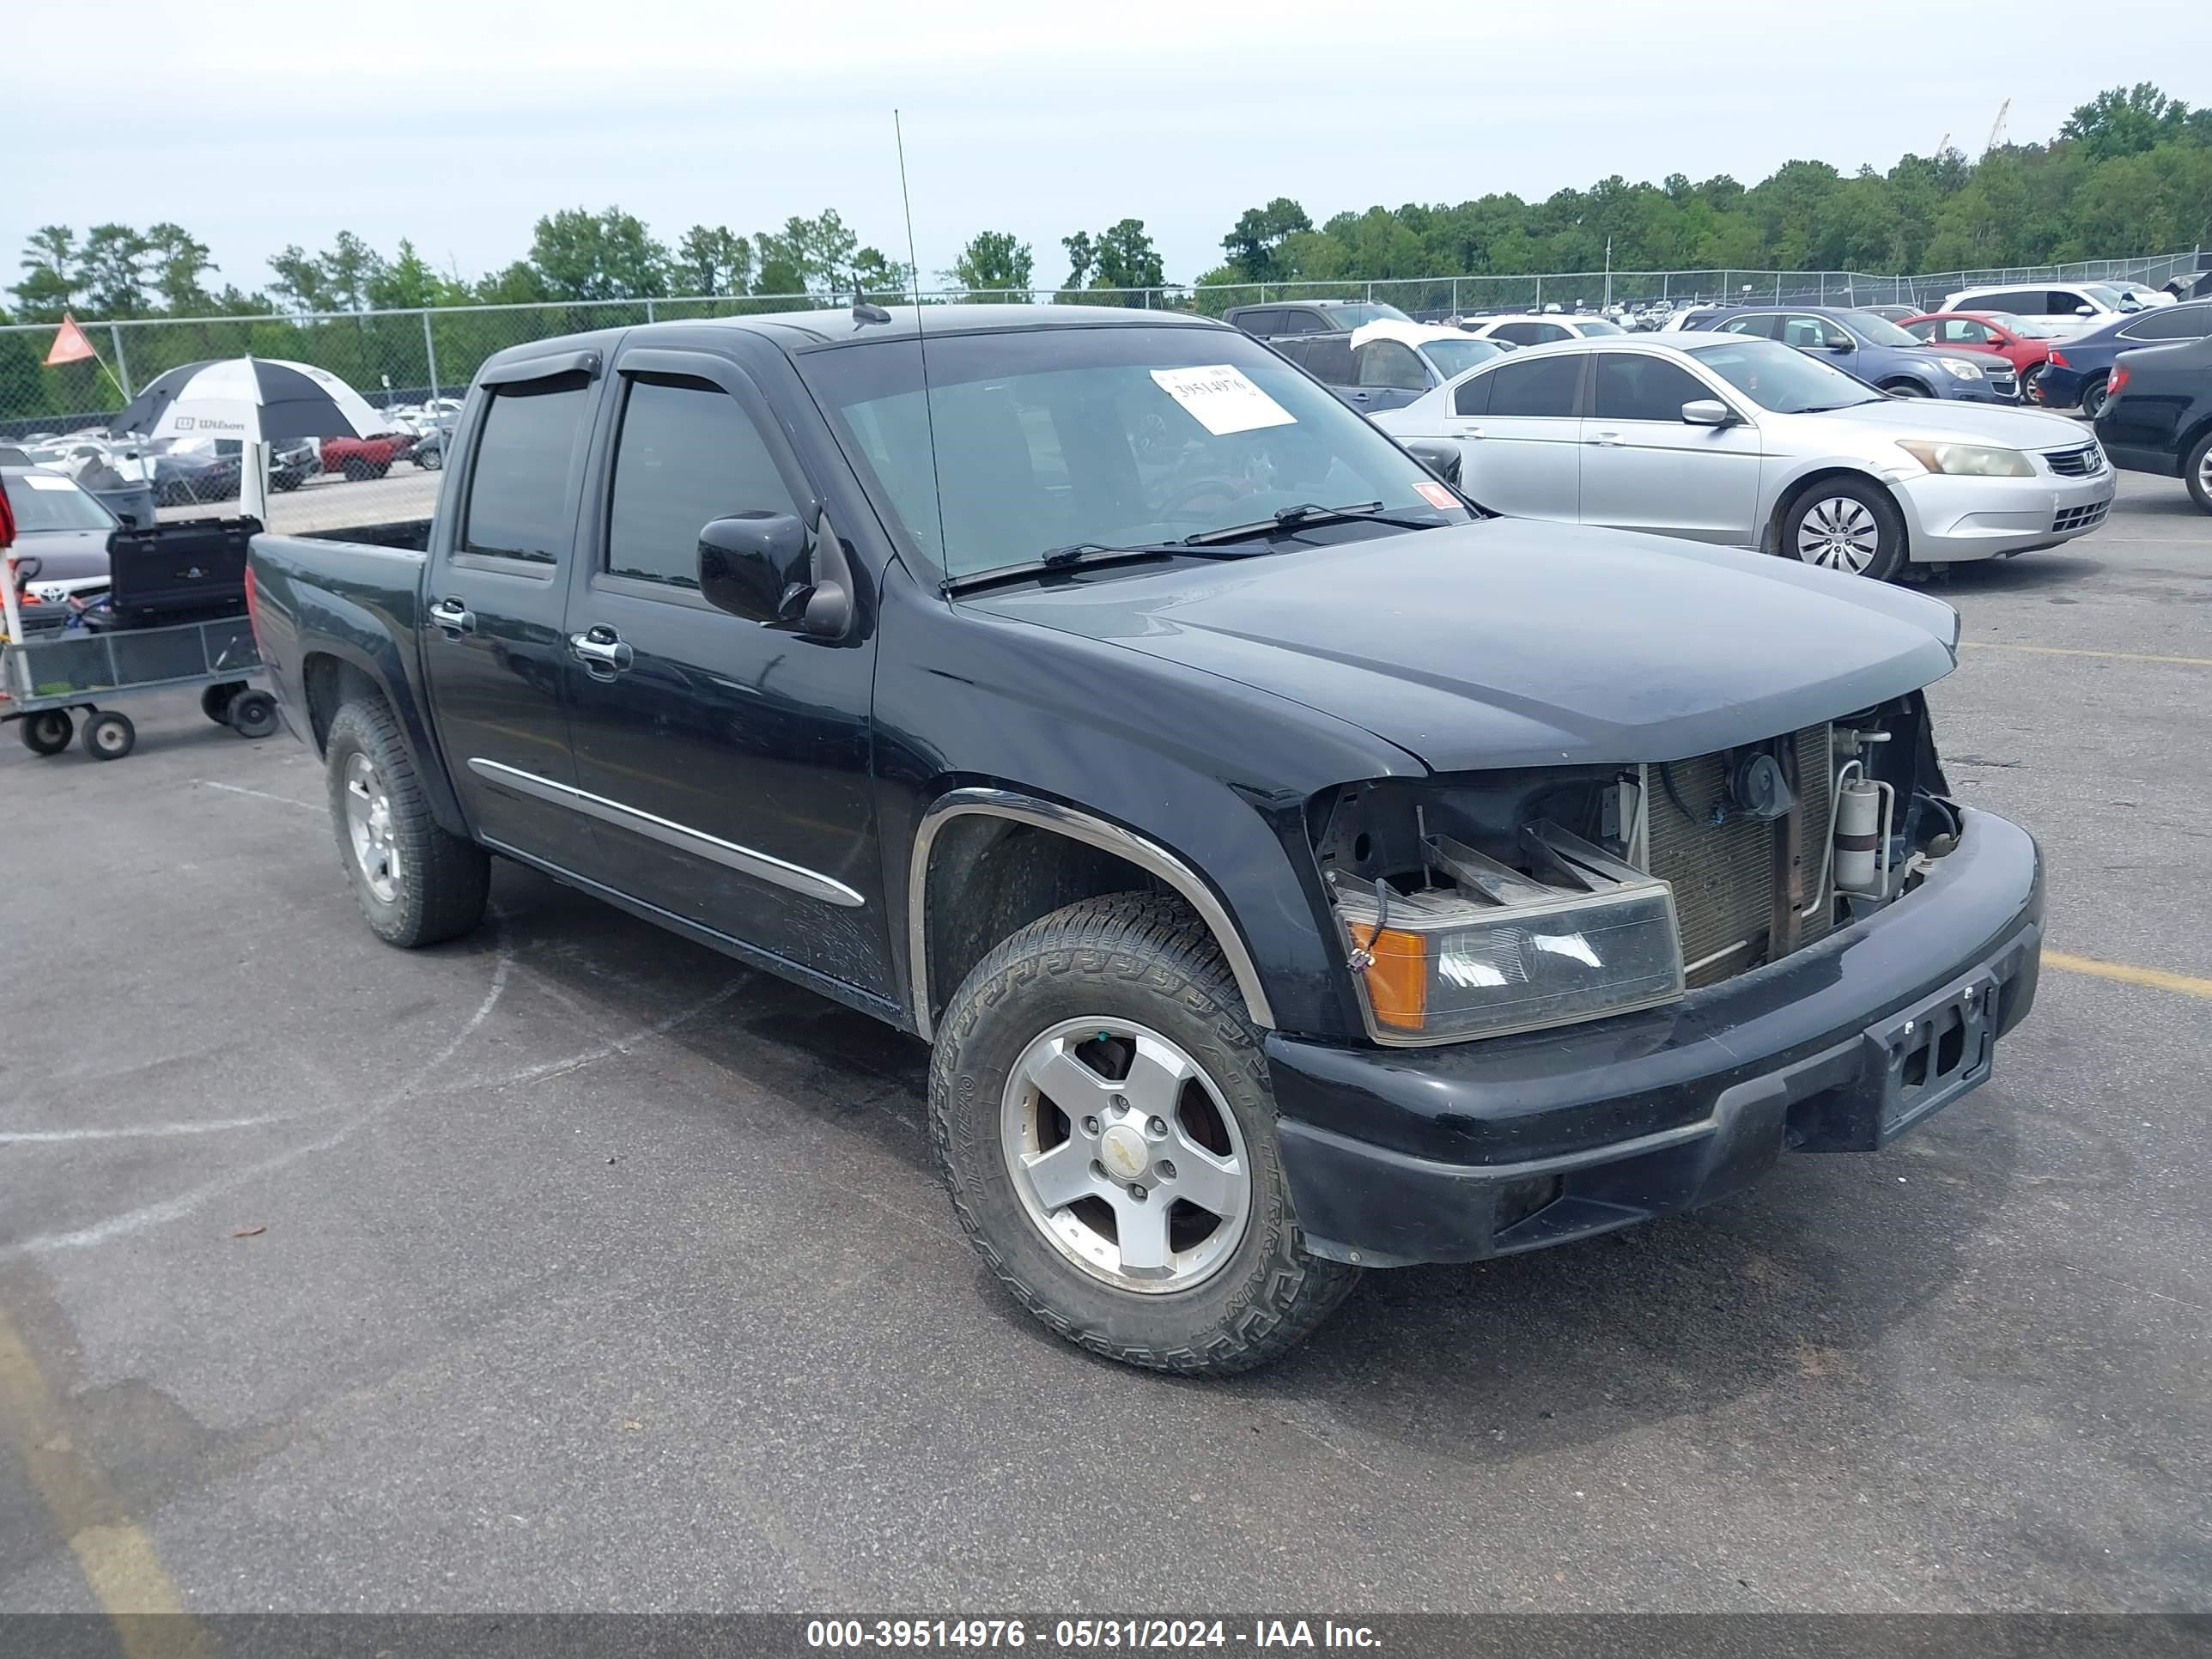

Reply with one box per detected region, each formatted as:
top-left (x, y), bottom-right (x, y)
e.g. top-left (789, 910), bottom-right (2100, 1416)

top-left (1228, 309), bottom-right (1280, 336)
top-left (1276, 310), bottom-right (1328, 336)
top-left (2120, 307), bottom-right (2212, 341)
top-left (606, 378), bottom-right (799, 590)
top-left (1297, 336), bottom-right (1357, 384)
top-left (1485, 354), bottom-right (1583, 418)
top-left (1718, 314), bottom-right (1778, 340)
top-left (1356, 340), bottom-right (1430, 390)
top-left (1593, 354), bottom-right (1713, 422)
top-left (1969, 291), bottom-right (2032, 314)
top-left (462, 375), bottom-right (591, 564)
top-left (1453, 370), bottom-right (1494, 417)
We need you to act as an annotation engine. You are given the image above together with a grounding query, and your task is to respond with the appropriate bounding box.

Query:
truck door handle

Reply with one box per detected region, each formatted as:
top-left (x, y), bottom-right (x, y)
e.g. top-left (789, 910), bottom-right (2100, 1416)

top-left (1456, 427), bottom-right (1485, 441)
top-left (428, 597), bottom-right (475, 636)
top-left (569, 626), bottom-right (633, 675)
top-left (1588, 431), bottom-right (1621, 447)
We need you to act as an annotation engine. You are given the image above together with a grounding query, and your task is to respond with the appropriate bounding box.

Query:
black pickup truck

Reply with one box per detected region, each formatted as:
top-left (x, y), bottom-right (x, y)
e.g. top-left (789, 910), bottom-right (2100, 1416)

top-left (247, 304), bottom-right (2044, 1375)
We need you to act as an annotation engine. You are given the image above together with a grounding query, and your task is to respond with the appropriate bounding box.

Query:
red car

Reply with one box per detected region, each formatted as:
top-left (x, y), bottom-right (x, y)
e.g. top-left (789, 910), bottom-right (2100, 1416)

top-left (320, 433), bottom-right (412, 482)
top-left (1900, 312), bottom-right (2063, 398)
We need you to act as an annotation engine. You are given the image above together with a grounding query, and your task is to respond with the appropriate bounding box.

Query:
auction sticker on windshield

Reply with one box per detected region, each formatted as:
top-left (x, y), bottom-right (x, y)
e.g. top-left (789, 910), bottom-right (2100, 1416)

top-left (1150, 365), bottom-right (1297, 435)
top-left (19, 474), bottom-right (71, 490)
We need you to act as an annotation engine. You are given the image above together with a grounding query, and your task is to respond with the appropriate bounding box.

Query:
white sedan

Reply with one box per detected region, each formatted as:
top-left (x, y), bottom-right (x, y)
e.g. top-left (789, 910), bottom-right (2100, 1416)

top-left (1373, 334), bottom-right (2114, 580)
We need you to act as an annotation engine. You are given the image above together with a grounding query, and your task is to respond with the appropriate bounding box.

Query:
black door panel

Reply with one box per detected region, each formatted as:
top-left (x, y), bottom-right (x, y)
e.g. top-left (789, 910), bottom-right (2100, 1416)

top-left (423, 366), bottom-right (596, 868)
top-left (561, 348), bottom-right (890, 995)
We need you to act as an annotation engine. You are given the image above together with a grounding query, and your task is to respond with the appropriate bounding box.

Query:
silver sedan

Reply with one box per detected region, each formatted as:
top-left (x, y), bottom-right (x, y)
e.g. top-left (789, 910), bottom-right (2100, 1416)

top-left (1373, 335), bottom-right (2116, 580)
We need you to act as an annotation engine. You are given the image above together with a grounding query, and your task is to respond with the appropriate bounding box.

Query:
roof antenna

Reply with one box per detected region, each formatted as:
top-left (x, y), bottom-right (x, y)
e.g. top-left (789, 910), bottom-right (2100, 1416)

top-left (852, 283), bottom-right (891, 326)
top-left (894, 107), bottom-right (949, 578)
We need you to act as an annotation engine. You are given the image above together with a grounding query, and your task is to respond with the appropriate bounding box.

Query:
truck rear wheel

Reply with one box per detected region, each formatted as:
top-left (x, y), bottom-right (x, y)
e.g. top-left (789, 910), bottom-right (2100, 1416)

top-left (325, 698), bottom-right (489, 947)
top-left (929, 891), bottom-right (1358, 1376)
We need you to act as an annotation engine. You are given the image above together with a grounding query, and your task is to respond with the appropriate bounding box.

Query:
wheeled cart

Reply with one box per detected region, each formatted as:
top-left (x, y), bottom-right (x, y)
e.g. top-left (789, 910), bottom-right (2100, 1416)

top-left (2, 614), bottom-right (274, 762)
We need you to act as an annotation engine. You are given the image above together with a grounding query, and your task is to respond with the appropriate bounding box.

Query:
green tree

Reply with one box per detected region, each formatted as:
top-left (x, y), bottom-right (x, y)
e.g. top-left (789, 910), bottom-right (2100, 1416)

top-left (2063, 83), bottom-right (2192, 162)
top-left (528, 207), bottom-right (669, 301)
top-left (1062, 220), bottom-right (1164, 305)
top-left (673, 225), bottom-right (754, 298)
top-left (76, 224), bottom-right (153, 317)
top-left (368, 240), bottom-right (444, 311)
top-left (268, 245), bottom-right (335, 312)
top-left (949, 231), bottom-right (1033, 300)
top-left (850, 246), bottom-right (912, 301)
top-left (145, 223), bottom-right (216, 313)
top-left (1220, 198), bottom-right (1312, 281)
top-left (754, 210), bottom-right (860, 297)
top-left (11, 225), bottom-right (79, 319)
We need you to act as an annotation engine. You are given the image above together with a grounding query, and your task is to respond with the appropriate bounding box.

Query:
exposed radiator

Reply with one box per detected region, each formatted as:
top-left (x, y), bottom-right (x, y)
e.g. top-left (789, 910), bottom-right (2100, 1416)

top-left (1645, 725), bottom-right (1833, 989)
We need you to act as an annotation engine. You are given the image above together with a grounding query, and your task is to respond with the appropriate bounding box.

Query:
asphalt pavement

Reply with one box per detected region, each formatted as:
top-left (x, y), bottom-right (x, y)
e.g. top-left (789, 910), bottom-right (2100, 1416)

top-left (2, 471), bottom-right (2207, 1618)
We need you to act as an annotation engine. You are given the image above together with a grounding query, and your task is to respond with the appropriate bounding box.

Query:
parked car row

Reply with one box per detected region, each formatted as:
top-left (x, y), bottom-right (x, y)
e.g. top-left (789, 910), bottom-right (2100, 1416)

top-left (1370, 332), bottom-right (2116, 579)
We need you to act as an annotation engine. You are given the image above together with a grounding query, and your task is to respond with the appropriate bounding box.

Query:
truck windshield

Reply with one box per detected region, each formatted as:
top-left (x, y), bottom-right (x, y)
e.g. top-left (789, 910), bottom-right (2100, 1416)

top-left (798, 325), bottom-right (1462, 580)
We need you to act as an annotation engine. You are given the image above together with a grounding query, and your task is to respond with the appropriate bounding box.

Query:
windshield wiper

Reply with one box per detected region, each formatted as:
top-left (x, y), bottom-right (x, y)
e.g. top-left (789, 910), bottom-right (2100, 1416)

top-left (1181, 501), bottom-right (1446, 546)
top-left (941, 540), bottom-right (1250, 598)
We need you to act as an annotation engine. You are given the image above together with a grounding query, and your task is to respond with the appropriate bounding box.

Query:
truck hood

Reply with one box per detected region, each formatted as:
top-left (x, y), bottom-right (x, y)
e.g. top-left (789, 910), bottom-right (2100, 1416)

top-left (962, 521), bottom-right (1959, 772)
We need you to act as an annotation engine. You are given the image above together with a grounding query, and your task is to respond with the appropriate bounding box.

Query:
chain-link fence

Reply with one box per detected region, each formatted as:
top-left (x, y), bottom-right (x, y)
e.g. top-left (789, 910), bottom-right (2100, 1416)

top-left (4, 249), bottom-right (2200, 437)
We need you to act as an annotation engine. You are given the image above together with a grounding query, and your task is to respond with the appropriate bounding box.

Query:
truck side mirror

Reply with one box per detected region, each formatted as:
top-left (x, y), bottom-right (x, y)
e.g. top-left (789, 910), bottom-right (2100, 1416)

top-left (697, 510), bottom-right (856, 641)
top-left (698, 512), bottom-right (811, 624)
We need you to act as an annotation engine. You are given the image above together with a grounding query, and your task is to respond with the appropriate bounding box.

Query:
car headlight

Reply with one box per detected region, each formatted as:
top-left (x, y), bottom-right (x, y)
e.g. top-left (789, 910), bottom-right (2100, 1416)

top-left (1895, 440), bottom-right (2034, 477)
top-left (1330, 823), bottom-right (1684, 1044)
top-left (1935, 356), bottom-right (1985, 380)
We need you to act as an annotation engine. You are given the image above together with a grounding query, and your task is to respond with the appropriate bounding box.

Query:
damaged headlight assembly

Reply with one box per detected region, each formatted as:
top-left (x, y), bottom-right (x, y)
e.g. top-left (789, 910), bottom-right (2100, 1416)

top-left (1328, 823), bottom-right (1685, 1046)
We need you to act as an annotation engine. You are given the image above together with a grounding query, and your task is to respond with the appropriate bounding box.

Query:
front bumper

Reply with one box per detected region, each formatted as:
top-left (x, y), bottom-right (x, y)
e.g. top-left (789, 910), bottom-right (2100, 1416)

top-left (1270, 808), bottom-right (2043, 1267)
top-left (1894, 467), bottom-right (2115, 562)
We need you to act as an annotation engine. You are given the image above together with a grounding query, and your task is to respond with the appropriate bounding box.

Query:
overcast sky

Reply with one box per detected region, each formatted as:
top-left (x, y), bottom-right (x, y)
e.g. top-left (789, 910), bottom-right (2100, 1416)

top-left (6, 2), bottom-right (2207, 303)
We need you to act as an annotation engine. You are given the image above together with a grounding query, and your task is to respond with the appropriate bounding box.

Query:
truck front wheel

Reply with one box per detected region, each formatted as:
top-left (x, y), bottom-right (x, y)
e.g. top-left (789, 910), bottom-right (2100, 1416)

top-left (930, 891), bottom-right (1358, 1375)
top-left (325, 699), bottom-right (489, 947)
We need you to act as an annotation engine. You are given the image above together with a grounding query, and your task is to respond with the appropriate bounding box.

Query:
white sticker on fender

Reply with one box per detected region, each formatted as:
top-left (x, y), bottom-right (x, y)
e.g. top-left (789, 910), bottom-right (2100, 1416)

top-left (1149, 365), bottom-right (1297, 435)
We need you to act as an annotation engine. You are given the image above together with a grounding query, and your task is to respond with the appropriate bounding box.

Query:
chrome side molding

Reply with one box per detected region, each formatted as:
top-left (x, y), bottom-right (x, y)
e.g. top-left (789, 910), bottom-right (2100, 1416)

top-left (908, 787), bottom-right (1276, 1042)
top-left (466, 758), bottom-right (866, 909)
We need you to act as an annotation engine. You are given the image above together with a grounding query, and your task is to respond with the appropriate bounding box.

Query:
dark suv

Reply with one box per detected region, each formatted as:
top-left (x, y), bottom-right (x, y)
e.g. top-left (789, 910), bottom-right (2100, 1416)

top-left (1222, 299), bottom-right (1411, 337)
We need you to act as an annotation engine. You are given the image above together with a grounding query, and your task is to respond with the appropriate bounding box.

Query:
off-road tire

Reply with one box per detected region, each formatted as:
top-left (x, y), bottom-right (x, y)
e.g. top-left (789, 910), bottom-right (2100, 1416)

top-left (930, 890), bottom-right (1358, 1376)
top-left (325, 697), bottom-right (489, 947)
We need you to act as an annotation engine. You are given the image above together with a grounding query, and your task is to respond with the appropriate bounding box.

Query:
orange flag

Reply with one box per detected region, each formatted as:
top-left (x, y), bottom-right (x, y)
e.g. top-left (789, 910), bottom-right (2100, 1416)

top-left (45, 314), bottom-right (97, 367)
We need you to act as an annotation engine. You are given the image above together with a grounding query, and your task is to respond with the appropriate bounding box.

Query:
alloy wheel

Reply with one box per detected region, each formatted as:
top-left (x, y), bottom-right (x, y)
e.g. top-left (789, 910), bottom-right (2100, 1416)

top-left (1000, 1017), bottom-right (1251, 1293)
top-left (343, 750), bottom-right (404, 903)
top-left (1796, 496), bottom-right (1883, 574)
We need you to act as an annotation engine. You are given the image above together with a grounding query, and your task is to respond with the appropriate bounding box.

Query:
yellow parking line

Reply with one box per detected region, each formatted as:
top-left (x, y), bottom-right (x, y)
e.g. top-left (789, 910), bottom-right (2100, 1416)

top-left (2045, 950), bottom-right (2212, 1000)
top-left (1960, 641), bottom-right (2212, 668)
top-left (0, 1307), bottom-right (212, 1658)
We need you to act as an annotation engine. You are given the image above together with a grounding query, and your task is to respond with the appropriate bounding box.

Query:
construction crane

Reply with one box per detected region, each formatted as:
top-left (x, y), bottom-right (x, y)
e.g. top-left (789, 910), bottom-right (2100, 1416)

top-left (1985, 98), bottom-right (2010, 154)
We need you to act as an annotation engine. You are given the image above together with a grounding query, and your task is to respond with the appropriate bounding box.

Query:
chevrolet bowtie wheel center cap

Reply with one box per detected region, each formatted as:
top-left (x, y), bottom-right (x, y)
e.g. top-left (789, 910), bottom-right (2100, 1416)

top-left (1100, 1123), bottom-right (1149, 1182)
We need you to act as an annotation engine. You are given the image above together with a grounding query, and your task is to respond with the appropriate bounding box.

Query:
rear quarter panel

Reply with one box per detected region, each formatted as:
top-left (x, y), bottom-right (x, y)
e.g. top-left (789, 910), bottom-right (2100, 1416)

top-left (248, 532), bottom-right (466, 835)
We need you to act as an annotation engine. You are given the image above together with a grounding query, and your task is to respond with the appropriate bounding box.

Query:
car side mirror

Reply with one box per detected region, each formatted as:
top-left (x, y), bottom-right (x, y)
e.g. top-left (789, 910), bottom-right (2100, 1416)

top-left (697, 511), bottom-right (854, 641)
top-left (1401, 439), bottom-right (1462, 486)
top-left (1681, 400), bottom-right (1734, 427)
top-left (2075, 306), bottom-right (2096, 317)
top-left (1824, 337), bottom-right (1854, 350)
